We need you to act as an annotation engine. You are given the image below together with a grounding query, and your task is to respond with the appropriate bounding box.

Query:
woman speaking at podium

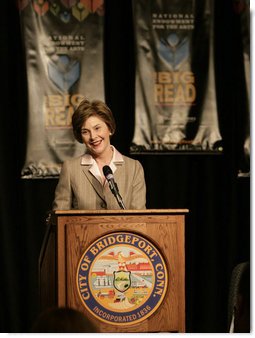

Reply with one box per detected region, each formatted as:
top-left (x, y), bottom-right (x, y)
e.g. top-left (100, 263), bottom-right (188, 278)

top-left (52, 99), bottom-right (146, 210)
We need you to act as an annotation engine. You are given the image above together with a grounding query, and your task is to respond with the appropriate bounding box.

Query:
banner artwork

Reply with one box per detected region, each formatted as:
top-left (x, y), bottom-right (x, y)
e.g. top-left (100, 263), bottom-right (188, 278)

top-left (131, 0), bottom-right (223, 153)
top-left (19, 1), bottom-right (105, 178)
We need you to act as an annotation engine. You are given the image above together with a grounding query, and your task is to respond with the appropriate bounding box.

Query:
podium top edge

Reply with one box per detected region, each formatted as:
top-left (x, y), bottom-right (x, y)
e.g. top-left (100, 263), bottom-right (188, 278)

top-left (53, 209), bottom-right (189, 215)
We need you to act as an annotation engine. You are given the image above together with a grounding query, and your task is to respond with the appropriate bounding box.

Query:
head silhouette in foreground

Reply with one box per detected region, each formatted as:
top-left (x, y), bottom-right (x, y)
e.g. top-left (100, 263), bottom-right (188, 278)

top-left (31, 307), bottom-right (98, 333)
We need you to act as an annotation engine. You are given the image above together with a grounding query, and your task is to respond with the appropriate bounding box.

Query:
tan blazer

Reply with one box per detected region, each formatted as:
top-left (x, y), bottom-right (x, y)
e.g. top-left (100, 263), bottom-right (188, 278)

top-left (53, 154), bottom-right (146, 210)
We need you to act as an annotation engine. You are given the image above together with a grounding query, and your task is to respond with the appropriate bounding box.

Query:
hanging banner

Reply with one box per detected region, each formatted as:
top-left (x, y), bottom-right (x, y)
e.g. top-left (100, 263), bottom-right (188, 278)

top-left (235, 0), bottom-right (250, 176)
top-left (131, 0), bottom-right (223, 153)
top-left (19, 0), bottom-right (105, 178)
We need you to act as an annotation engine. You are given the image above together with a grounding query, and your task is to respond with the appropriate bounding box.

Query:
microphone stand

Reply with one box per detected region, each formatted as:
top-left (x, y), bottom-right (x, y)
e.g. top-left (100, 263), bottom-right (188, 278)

top-left (115, 187), bottom-right (126, 210)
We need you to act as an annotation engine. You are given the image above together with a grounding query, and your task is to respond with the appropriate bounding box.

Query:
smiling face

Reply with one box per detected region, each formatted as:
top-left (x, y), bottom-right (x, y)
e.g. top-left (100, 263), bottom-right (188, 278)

top-left (81, 115), bottom-right (112, 158)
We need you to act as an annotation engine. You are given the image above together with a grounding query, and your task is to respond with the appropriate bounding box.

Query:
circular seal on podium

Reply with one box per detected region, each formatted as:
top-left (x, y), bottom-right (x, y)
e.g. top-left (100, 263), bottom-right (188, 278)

top-left (77, 232), bottom-right (168, 326)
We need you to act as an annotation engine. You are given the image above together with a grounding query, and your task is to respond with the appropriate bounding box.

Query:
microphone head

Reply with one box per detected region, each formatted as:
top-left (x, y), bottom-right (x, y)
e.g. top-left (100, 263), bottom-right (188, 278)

top-left (103, 165), bottom-right (113, 179)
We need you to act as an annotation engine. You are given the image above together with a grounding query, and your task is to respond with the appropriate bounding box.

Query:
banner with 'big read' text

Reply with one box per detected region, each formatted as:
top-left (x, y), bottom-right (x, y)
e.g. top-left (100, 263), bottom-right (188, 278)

top-left (19, 0), bottom-right (105, 178)
top-left (131, 0), bottom-right (223, 153)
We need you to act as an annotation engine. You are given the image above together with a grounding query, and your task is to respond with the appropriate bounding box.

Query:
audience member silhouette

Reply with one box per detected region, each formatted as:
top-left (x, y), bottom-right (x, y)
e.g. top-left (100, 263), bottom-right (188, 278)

top-left (31, 307), bottom-right (98, 333)
top-left (233, 262), bottom-right (250, 333)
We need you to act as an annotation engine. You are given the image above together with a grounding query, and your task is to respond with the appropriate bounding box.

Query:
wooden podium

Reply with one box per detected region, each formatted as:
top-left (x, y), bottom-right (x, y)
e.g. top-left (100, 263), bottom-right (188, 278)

top-left (39, 209), bottom-right (188, 333)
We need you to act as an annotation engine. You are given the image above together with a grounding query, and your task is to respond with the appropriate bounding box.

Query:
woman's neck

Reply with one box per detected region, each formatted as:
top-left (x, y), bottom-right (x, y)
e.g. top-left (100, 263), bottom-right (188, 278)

top-left (94, 146), bottom-right (113, 184)
top-left (95, 146), bottom-right (113, 168)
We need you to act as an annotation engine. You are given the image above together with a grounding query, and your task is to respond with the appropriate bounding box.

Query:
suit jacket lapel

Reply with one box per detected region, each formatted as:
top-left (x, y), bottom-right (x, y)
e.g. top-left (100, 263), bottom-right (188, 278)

top-left (82, 167), bottom-right (105, 201)
top-left (113, 162), bottom-right (124, 193)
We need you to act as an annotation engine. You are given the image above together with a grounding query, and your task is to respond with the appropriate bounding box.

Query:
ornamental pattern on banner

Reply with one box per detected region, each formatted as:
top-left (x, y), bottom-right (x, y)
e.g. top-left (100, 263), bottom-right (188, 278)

top-left (19, 0), bottom-right (105, 178)
top-left (131, 0), bottom-right (223, 153)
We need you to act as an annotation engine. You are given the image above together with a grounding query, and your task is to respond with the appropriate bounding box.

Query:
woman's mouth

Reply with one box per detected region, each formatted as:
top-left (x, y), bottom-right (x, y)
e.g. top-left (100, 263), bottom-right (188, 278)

top-left (90, 139), bottom-right (102, 147)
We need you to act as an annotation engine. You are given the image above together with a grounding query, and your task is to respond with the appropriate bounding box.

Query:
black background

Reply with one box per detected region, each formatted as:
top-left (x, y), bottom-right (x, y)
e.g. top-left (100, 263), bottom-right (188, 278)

top-left (1, 0), bottom-right (250, 333)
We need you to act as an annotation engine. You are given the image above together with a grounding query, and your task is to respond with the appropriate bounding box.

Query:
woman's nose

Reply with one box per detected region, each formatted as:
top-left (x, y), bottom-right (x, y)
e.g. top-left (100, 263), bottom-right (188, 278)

top-left (90, 130), bottom-right (96, 139)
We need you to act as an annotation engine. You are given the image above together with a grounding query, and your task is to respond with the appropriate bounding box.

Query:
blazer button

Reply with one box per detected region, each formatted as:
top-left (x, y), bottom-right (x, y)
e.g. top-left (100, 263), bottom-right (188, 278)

top-left (100, 202), bottom-right (106, 209)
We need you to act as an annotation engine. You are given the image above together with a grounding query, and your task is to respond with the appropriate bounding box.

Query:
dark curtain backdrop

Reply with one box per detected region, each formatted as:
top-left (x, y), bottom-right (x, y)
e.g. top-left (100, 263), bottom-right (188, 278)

top-left (1, 0), bottom-right (250, 333)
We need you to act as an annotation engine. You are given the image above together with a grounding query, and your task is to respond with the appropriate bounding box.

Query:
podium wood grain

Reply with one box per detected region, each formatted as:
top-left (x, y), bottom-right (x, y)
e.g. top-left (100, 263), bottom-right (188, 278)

top-left (39, 209), bottom-right (188, 333)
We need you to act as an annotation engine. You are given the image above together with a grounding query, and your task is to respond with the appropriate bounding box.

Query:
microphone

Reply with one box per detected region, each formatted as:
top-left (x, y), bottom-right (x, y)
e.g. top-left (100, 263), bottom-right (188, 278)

top-left (103, 165), bottom-right (126, 209)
